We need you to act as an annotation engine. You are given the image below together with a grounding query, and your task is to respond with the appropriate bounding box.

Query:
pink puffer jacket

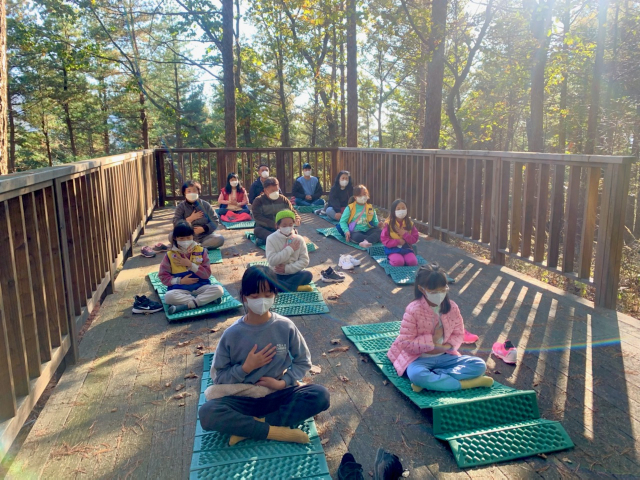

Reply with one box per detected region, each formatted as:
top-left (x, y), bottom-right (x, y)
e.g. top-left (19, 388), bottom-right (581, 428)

top-left (387, 297), bottom-right (465, 376)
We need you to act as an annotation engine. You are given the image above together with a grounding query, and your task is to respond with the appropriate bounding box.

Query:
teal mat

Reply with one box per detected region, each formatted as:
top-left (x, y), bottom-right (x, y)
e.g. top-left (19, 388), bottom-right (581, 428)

top-left (317, 213), bottom-right (339, 225)
top-left (316, 227), bottom-right (383, 251)
top-left (247, 261), bottom-right (329, 316)
top-left (190, 353), bottom-right (331, 479)
top-left (366, 245), bottom-right (455, 285)
top-left (206, 248), bottom-right (223, 264)
top-left (294, 205), bottom-right (321, 213)
top-left (147, 272), bottom-right (242, 322)
top-left (340, 322), bottom-right (573, 467)
top-left (245, 231), bottom-right (318, 253)
top-left (220, 220), bottom-right (255, 230)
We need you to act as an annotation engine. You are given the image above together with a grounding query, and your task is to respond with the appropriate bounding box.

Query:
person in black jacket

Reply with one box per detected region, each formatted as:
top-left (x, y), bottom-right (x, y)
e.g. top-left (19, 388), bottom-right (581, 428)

top-left (326, 170), bottom-right (353, 220)
top-left (248, 164), bottom-right (271, 204)
top-left (292, 163), bottom-right (324, 206)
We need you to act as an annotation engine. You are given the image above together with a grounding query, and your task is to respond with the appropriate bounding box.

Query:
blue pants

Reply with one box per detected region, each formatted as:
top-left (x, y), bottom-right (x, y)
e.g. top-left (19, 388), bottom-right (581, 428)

top-left (325, 206), bottom-right (343, 219)
top-left (217, 205), bottom-right (251, 217)
top-left (406, 354), bottom-right (486, 391)
top-left (296, 198), bottom-right (325, 206)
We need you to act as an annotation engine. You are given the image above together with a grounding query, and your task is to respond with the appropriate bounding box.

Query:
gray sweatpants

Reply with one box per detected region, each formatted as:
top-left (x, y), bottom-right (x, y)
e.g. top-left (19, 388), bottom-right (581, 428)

top-left (164, 284), bottom-right (224, 308)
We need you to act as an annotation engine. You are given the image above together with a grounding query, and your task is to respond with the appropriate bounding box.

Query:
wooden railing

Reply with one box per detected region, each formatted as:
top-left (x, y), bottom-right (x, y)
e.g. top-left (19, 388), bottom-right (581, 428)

top-left (0, 150), bottom-right (156, 461)
top-left (154, 148), bottom-right (338, 202)
top-left (338, 148), bottom-right (635, 309)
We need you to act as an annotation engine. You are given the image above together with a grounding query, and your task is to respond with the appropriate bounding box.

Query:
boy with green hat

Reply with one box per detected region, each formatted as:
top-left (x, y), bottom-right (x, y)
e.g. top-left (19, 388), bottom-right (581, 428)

top-left (265, 209), bottom-right (313, 292)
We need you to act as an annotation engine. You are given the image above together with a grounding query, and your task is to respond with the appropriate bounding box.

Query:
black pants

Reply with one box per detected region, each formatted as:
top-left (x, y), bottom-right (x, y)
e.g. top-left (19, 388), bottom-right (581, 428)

top-left (254, 225), bottom-right (276, 241)
top-left (351, 227), bottom-right (382, 244)
top-left (276, 271), bottom-right (313, 292)
top-left (198, 384), bottom-right (330, 439)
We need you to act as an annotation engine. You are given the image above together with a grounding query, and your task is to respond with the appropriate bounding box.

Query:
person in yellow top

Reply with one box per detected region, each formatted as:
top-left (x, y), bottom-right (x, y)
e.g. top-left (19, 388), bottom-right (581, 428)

top-left (337, 185), bottom-right (381, 248)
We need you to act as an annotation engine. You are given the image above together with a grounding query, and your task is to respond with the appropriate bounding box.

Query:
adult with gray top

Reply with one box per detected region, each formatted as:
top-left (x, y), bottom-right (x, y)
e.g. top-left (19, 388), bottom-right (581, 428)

top-left (170, 180), bottom-right (224, 249)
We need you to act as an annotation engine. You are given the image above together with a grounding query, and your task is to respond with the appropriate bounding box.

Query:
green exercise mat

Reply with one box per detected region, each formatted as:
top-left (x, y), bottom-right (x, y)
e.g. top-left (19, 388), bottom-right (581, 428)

top-left (315, 227), bottom-right (383, 251)
top-left (341, 321), bottom-right (573, 467)
top-left (220, 220), bottom-right (255, 230)
top-left (317, 213), bottom-right (339, 225)
top-left (366, 245), bottom-right (454, 285)
top-left (147, 272), bottom-right (242, 322)
top-left (294, 205), bottom-right (320, 213)
top-left (190, 353), bottom-right (331, 480)
top-left (245, 231), bottom-right (318, 253)
top-left (206, 248), bottom-right (223, 264)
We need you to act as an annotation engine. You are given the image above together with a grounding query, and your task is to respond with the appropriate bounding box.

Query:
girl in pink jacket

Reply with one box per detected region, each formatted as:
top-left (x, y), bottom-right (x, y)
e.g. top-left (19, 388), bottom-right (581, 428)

top-left (380, 199), bottom-right (419, 267)
top-left (387, 264), bottom-right (493, 392)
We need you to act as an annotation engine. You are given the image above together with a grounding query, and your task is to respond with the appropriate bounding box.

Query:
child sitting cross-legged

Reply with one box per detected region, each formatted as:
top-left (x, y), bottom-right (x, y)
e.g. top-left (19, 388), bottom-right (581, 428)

top-left (198, 265), bottom-right (330, 445)
top-left (381, 198), bottom-right (419, 266)
top-left (388, 263), bottom-right (493, 392)
top-left (158, 221), bottom-right (224, 315)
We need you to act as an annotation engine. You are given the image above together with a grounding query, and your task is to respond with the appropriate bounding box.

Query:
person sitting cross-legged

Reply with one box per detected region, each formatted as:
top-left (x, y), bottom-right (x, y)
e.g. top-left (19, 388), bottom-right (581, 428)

top-left (252, 177), bottom-right (301, 242)
top-left (292, 163), bottom-right (325, 207)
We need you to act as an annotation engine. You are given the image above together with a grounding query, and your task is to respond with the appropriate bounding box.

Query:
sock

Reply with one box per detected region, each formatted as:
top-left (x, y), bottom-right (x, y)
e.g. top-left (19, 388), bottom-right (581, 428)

top-left (229, 418), bottom-right (265, 446)
top-left (297, 285), bottom-right (313, 292)
top-left (411, 384), bottom-right (423, 393)
top-left (459, 376), bottom-right (494, 390)
top-left (266, 426), bottom-right (310, 444)
top-left (168, 304), bottom-right (188, 315)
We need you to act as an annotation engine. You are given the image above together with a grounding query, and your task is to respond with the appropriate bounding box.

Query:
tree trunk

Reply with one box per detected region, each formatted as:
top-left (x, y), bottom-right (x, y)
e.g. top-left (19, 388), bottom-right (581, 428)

top-left (416, 41), bottom-right (427, 148)
top-left (527, 0), bottom-right (555, 153)
top-left (8, 88), bottom-right (15, 172)
top-left (422, 0), bottom-right (447, 149)
top-left (0, 0), bottom-right (6, 175)
top-left (140, 92), bottom-right (149, 149)
top-left (340, 40), bottom-right (346, 143)
top-left (41, 112), bottom-right (52, 167)
top-left (604, 1), bottom-right (619, 154)
top-left (585, 0), bottom-right (609, 154)
top-left (558, 0), bottom-right (570, 153)
top-left (174, 61), bottom-right (182, 148)
top-left (62, 66), bottom-right (77, 157)
top-left (100, 80), bottom-right (110, 154)
top-left (378, 72), bottom-right (384, 148)
top-left (311, 89), bottom-right (319, 147)
top-left (346, 0), bottom-right (358, 147)
top-left (276, 35), bottom-right (290, 147)
top-left (222, 0), bottom-right (237, 147)
top-left (235, 0), bottom-right (251, 146)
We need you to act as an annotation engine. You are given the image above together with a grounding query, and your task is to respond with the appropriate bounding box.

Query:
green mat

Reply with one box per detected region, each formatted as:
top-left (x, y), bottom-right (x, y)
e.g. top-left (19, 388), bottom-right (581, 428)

top-left (294, 205), bottom-right (321, 213)
top-left (220, 220), bottom-right (255, 230)
top-left (317, 213), bottom-right (339, 225)
top-left (206, 248), bottom-right (223, 264)
top-left (366, 245), bottom-right (455, 285)
top-left (315, 227), bottom-right (383, 251)
top-left (147, 272), bottom-right (242, 322)
top-left (190, 353), bottom-right (331, 479)
top-left (245, 231), bottom-right (318, 253)
top-left (247, 261), bottom-right (329, 316)
top-left (340, 322), bottom-right (573, 467)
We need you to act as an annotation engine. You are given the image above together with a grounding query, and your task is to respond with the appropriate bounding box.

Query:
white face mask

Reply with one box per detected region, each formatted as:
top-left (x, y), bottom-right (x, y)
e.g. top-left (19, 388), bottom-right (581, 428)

top-left (280, 226), bottom-right (293, 236)
top-left (230, 181), bottom-right (239, 187)
top-left (303, 170), bottom-right (311, 177)
top-left (396, 209), bottom-right (407, 219)
top-left (340, 179), bottom-right (349, 187)
top-left (177, 240), bottom-right (195, 250)
top-left (268, 191), bottom-right (280, 200)
top-left (422, 288), bottom-right (448, 306)
top-left (246, 296), bottom-right (274, 315)
top-left (261, 170), bottom-right (269, 178)
top-left (186, 193), bottom-right (199, 202)
top-left (355, 196), bottom-right (368, 204)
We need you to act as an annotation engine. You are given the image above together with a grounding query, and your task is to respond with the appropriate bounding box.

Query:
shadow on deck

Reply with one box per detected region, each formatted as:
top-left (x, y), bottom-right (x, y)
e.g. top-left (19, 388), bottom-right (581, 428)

top-left (5, 208), bottom-right (640, 479)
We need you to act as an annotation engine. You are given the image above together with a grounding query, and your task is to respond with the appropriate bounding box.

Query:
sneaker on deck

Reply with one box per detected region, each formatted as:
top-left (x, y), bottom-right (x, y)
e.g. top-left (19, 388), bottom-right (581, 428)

top-left (337, 453), bottom-right (364, 480)
top-left (346, 254), bottom-right (361, 266)
top-left (463, 329), bottom-right (479, 344)
top-left (140, 246), bottom-right (156, 258)
top-left (373, 447), bottom-right (404, 480)
top-left (132, 295), bottom-right (163, 314)
top-left (359, 240), bottom-right (372, 248)
top-left (492, 340), bottom-right (518, 364)
top-left (153, 243), bottom-right (169, 252)
top-left (339, 254), bottom-right (354, 270)
top-left (321, 266), bottom-right (345, 283)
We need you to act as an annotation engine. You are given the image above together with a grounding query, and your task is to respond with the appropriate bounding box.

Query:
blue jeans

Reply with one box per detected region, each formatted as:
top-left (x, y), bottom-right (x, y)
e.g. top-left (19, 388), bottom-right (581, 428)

top-left (296, 198), bottom-right (325, 206)
top-left (217, 205), bottom-right (250, 217)
top-left (325, 206), bottom-right (344, 219)
top-left (406, 354), bottom-right (486, 391)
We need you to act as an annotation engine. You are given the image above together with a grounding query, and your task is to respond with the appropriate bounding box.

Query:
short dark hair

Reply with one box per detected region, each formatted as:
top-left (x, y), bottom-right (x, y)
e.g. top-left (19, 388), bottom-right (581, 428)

top-left (414, 263), bottom-right (451, 314)
top-left (172, 221), bottom-right (194, 245)
top-left (181, 179), bottom-right (201, 196)
top-left (263, 177), bottom-right (278, 189)
top-left (258, 164), bottom-right (269, 170)
top-left (239, 265), bottom-right (279, 298)
top-left (303, 163), bottom-right (312, 170)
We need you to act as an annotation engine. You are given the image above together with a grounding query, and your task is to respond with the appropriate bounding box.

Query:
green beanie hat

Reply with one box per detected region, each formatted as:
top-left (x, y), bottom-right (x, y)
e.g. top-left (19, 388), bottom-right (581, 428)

top-left (275, 209), bottom-right (296, 224)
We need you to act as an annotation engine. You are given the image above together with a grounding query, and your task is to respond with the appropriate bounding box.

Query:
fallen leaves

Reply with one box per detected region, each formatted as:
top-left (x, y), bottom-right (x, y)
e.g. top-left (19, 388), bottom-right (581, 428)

top-left (328, 346), bottom-right (349, 353)
top-left (184, 372), bottom-right (199, 379)
top-left (165, 382), bottom-right (172, 388)
top-left (176, 341), bottom-right (190, 348)
top-left (321, 438), bottom-right (329, 445)
top-left (328, 295), bottom-right (341, 301)
top-left (383, 380), bottom-right (389, 386)
top-left (538, 453), bottom-right (547, 460)
top-left (494, 370), bottom-right (501, 375)
top-left (360, 355), bottom-right (369, 363)
top-left (309, 365), bottom-right (322, 375)
top-left (174, 392), bottom-right (192, 400)
top-left (210, 327), bottom-right (221, 333)
top-left (175, 384), bottom-right (185, 392)
top-left (330, 339), bottom-right (341, 345)
top-left (338, 375), bottom-right (349, 382)
top-left (110, 408), bottom-right (118, 413)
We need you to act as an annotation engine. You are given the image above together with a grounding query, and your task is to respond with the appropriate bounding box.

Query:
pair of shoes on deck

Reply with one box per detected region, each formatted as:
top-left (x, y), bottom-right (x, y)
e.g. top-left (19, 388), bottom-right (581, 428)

top-left (338, 254), bottom-right (361, 270)
top-left (321, 266), bottom-right (345, 283)
top-left (338, 448), bottom-right (404, 480)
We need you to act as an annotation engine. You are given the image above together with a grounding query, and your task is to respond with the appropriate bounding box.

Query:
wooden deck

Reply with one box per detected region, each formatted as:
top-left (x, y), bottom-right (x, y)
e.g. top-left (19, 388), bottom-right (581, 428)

top-left (5, 208), bottom-right (640, 479)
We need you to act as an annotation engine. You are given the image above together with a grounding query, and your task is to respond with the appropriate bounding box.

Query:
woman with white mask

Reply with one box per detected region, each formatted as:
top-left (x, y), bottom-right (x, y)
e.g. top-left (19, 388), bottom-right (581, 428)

top-left (265, 210), bottom-right (313, 292)
top-left (159, 221), bottom-right (224, 315)
top-left (170, 179), bottom-right (225, 249)
top-left (326, 170), bottom-right (353, 220)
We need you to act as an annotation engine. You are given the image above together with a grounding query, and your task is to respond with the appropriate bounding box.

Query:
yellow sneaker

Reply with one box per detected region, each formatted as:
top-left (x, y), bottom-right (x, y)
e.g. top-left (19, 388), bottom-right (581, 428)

top-left (297, 285), bottom-right (313, 292)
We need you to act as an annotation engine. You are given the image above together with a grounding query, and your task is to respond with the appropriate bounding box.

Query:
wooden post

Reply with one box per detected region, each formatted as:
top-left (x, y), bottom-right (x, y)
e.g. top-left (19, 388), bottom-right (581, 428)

top-left (547, 164), bottom-right (565, 267)
top-left (562, 166), bottom-right (581, 272)
top-left (275, 150), bottom-right (286, 194)
top-left (428, 153), bottom-right (436, 237)
top-left (510, 162), bottom-right (524, 253)
top-left (578, 167), bottom-right (600, 279)
top-left (594, 162), bottom-right (632, 308)
top-left (490, 158), bottom-right (510, 265)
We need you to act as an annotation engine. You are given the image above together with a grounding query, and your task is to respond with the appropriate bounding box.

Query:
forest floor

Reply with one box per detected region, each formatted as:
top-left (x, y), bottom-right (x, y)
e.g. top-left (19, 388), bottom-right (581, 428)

top-left (4, 208), bottom-right (640, 479)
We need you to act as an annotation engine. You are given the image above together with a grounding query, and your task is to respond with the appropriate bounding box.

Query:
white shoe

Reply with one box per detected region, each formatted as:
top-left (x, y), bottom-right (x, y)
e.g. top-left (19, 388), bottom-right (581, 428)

top-left (339, 254), bottom-right (354, 270)
top-left (359, 240), bottom-right (372, 248)
top-left (347, 255), bottom-right (361, 266)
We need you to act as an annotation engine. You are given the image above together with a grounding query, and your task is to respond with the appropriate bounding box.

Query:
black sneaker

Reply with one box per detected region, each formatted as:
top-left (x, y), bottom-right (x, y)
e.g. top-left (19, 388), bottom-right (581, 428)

top-left (337, 453), bottom-right (364, 480)
top-left (321, 266), bottom-right (345, 283)
top-left (132, 295), bottom-right (163, 314)
top-left (373, 448), bottom-right (404, 480)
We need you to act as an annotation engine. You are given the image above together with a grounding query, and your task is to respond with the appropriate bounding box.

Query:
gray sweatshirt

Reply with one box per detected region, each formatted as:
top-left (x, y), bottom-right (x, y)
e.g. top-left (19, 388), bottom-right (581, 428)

top-left (213, 313), bottom-right (312, 387)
